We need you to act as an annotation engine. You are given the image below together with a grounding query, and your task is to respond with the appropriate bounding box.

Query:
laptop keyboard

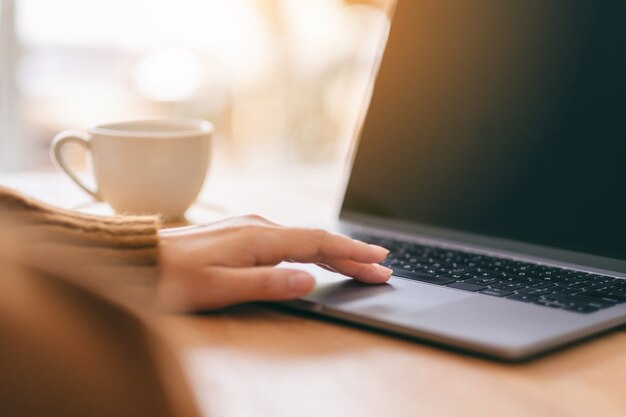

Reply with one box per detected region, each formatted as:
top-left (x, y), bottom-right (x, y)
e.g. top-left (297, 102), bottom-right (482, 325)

top-left (356, 235), bottom-right (626, 314)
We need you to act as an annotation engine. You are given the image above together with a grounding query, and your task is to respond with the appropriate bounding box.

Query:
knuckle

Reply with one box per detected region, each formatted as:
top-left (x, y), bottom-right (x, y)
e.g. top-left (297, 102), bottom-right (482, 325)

top-left (309, 228), bottom-right (328, 241)
top-left (224, 224), bottom-right (249, 237)
top-left (309, 228), bottom-right (331, 253)
top-left (243, 224), bottom-right (268, 237)
top-left (228, 223), bottom-right (264, 236)
top-left (242, 214), bottom-right (269, 224)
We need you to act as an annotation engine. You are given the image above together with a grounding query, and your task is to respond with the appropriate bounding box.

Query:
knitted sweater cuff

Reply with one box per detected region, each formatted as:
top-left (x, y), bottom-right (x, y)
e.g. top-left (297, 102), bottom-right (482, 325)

top-left (0, 186), bottom-right (161, 297)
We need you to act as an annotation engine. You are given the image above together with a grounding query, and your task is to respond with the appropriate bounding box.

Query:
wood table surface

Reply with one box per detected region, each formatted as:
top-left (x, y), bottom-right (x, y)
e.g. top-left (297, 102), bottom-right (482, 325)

top-left (2, 170), bottom-right (625, 417)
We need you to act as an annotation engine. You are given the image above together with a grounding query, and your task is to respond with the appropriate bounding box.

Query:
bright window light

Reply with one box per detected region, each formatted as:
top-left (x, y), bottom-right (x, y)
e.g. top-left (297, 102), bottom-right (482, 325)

top-left (133, 48), bottom-right (203, 102)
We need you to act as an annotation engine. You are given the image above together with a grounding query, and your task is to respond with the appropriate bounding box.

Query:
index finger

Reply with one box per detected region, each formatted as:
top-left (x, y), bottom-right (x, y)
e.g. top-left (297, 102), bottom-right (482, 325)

top-left (251, 227), bottom-right (389, 265)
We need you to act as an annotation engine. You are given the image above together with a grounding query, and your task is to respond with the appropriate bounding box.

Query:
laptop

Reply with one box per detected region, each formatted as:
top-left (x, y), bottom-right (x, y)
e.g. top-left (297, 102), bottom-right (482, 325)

top-left (282, 0), bottom-right (626, 360)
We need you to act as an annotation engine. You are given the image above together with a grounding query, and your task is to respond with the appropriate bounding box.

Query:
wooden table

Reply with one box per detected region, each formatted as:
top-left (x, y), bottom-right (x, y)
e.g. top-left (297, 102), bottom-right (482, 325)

top-left (2, 170), bottom-right (626, 417)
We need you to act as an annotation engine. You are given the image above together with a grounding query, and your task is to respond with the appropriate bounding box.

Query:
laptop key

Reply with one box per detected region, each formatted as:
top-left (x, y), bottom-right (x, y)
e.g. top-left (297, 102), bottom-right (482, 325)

top-left (543, 293), bottom-right (616, 310)
top-left (479, 288), bottom-right (513, 297)
top-left (568, 281), bottom-right (592, 290)
top-left (526, 281), bottom-right (556, 289)
top-left (612, 281), bottom-right (626, 290)
top-left (563, 305), bottom-right (600, 314)
top-left (606, 283), bottom-right (626, 293)
top-left (516, 287), bottom-right (551, 296)
top-left (608, 290), bottom-right (626, 300)
top-left (582, 282), bottom-right (610, 291)
top-left (506, 293), bottom-right (541, 302)
top-left (463, 277), bottom-right (499, 285)
top-left (446, 282), bottom-right (487, 292)
top-left (499, 276), bottom-right (531, 284)
top-left (490, 282), bottom-right (526, 291)
top-left (578, 290), bottom-right (626, 304)
top-left (391, 269), bottom-right (456, 285)
top-left (549, 286), bottom-right (581, 295)
top-left (533, 298), bottom-right (567, 309)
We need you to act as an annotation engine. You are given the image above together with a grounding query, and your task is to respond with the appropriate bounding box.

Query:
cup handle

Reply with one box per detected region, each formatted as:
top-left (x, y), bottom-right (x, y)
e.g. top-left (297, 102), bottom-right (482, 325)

top-left (51, 130), bottom-right (101, 201)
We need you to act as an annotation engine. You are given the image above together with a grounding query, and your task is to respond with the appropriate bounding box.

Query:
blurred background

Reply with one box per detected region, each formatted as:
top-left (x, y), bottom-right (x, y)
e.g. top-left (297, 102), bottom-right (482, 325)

top-left (0, 0), bottom-right (393, 173)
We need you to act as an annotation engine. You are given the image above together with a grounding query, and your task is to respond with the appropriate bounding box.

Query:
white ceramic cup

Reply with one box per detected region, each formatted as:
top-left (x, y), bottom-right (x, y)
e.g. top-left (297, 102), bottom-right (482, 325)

top-left (51, 119), bottom-right (213, 220)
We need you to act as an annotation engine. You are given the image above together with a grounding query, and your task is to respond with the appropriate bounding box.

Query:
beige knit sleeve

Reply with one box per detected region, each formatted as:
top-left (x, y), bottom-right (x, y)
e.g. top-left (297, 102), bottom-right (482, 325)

top-left (0, 186), bottom-right (162, 304)
top-left (0, 188), bottom-right (202, 417)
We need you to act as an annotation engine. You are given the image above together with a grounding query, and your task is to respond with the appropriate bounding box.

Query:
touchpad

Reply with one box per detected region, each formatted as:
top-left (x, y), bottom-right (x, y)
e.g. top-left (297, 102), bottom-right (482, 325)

top-left (288, 263), bottom-right (474, 316)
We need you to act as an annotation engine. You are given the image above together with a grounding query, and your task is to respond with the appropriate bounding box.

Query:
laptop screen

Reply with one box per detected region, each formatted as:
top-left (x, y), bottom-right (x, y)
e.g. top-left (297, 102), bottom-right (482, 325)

top-left (341, 0), bottom-right (626, 261)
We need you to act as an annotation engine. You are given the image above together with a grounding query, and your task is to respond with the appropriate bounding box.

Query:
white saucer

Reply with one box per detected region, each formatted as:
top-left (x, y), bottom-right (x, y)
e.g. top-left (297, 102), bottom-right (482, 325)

top-left (71, 200), bottom-right (230, 228)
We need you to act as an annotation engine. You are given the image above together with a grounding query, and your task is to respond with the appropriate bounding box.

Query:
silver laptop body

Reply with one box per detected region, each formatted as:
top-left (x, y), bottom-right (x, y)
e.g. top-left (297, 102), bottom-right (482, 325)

top-left (283, 0), bottom-right (626, 361)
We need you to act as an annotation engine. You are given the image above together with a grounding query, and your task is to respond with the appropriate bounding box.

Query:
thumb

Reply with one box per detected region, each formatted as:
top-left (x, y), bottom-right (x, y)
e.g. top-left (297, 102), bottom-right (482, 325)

top-left (172, 266), bottom-right (316, 311)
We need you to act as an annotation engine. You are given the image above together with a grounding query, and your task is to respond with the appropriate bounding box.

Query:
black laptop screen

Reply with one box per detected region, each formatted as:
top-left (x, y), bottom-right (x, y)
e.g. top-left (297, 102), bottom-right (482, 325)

top-left (342, 0), bottom-right (626, 260)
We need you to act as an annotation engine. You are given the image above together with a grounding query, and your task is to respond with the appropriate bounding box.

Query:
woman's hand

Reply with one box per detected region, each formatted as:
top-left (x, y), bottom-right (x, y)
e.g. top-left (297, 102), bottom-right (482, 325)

top-left (156, 215), bottom-right (391, 312)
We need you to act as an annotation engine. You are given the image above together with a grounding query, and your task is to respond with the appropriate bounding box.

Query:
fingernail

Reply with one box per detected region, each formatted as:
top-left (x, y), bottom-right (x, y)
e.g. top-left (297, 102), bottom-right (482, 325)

top-left (374, 264), bottom-right (393, 278)
top-left (289, 272), bottom-right (314, 294)
top-left (368, 244), bottom-right (390, 256)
